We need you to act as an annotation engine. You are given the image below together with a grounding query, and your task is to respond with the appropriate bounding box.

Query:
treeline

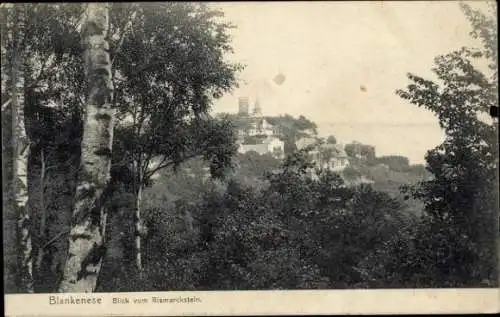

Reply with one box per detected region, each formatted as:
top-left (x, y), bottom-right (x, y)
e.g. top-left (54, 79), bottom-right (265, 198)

top-left (140, 151), bottom-right (418, 290)
top-left (134, 143), bottom-right (494, 290)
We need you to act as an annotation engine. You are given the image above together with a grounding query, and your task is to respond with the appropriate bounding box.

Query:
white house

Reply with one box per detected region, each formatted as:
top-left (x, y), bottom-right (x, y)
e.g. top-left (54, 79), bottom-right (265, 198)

top-left (247, 118), bottom-right (280, 136)
top-left (296, 137), bottom-right (320, 150)
top-left (322, 143), bottom-right (350, 172)
top-left (238, 136), bottom-right (285, 159)
top-left (296, 138), bottom-right (350, 172)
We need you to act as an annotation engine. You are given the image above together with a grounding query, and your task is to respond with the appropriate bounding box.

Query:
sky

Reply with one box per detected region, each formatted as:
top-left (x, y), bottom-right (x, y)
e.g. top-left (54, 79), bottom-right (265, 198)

top-left (210, 1), bottom-right (491, 164)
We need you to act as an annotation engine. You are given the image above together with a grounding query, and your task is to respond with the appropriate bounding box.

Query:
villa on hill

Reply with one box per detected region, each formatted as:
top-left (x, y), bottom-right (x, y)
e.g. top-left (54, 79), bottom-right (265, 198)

top-left (321, 143), bottom-right (350, 172)
top-left (296, 137), bottom-right (350, 172)
top-left (237, 137), bottom-right (285, 159)
top-left (235, 96), bottom-right (284, 159)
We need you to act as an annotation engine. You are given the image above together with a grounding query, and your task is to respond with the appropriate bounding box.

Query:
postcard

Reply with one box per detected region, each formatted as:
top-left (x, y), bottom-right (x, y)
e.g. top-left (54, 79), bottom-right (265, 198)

top-left (2, 1), bottom-right (499, 316)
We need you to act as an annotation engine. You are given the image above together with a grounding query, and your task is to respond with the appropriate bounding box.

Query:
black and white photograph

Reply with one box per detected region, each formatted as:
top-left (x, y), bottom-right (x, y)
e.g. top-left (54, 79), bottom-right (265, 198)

top-left (2, 1), bottom-right (499, 315)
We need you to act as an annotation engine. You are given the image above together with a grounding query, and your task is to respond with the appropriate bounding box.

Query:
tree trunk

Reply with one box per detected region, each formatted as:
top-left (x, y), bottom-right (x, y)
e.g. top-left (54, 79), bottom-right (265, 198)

top-left (134, 183), bottom-right (143, 277)
top-left (35, 150), bottom-right (47, 274)
top-left (11, 3), bottom-right (33, 293)
top-left (2, 5), bottom-right (18, 294)
top-left (95, 202), bottom-right (128, 292)
top-left (30, 143), bottom-right (77, 293)
top-left (59, 3), bottom-right (114, 293)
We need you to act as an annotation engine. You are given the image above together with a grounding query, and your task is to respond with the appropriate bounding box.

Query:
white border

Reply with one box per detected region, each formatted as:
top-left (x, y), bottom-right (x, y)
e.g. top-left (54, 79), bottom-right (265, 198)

top-left (4, 289), bottom-right (500, 316)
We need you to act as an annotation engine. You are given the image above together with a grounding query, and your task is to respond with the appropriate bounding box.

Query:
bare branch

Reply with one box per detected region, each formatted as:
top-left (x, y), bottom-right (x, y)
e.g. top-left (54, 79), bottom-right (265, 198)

top-left (42, 230), bottom-right (69, 249)
top-left (143, 155), bottom-right (168, 179)
top-left (144, 161), bottom-right (173, 180)
top-left (26, 229), bottom-right (71, 260)
top-left (140, 152), bottom-right (153, 184)
top-left (2, 98), bottom-right (11, 111)
top-left (73, 5), bottom-right (86, 34)
top-left (78, 95), bottom-right (86, 107)
top-left (145, 152), bottom-right (201, 180)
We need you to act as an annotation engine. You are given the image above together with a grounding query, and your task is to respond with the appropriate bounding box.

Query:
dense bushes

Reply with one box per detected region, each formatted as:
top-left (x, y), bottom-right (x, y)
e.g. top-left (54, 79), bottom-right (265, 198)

top-left (138, 139), bottom-right (498, 290)
top-left (132, 151), bottom-right (450, 290)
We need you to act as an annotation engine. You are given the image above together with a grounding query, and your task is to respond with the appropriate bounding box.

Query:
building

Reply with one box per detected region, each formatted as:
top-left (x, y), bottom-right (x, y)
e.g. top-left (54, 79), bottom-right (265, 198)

top-left (296, 137), bottom-right (350, 172)
top-left (345, 141), bottom-right (376, 160)
top-left (296, 137), bottom-right (320, 149)
top-left (252, 97), bottom-right (262, 117)
top-left (296, 136), bottom-right (321, 161)
top-left (245, 98), bottom-right (280, 136)
top-left (238, 136), bottom-right (285, 159)
top-left (247, 117), bottom-right (280, 136)
top-left (238, 97), bottom-right (249, 115)
top-left (321, 143), bottom-right (350, 172)
top-left (235, 96), bottom-right (284, 158)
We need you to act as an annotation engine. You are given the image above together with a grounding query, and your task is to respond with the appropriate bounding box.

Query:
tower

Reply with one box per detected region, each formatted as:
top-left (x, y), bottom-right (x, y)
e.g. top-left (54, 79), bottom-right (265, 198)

top-left (252, 96), bottom-right (262, 117)
top-left (238, 97), bottom-right (249, 115)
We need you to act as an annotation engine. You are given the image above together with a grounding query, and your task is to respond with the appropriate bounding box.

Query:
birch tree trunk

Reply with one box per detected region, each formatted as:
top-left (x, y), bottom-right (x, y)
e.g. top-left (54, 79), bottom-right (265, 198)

top-left (59, 3), bottom-right (114, 293)
top-left (35, 150), bottom-right (47, 274)
top-left (1, 4), bottom-right (18, 294)
top-left (10, 3), bottom-right (34, 293)
top-left (134, 183), bottom-right (143, 276)
top-left (131, 155), bottom-right (144, 279)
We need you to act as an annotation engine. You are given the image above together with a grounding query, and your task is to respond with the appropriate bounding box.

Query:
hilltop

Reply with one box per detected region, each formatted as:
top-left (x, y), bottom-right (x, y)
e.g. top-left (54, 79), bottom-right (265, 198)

top-left (146, 105), bottom-right (433, 218)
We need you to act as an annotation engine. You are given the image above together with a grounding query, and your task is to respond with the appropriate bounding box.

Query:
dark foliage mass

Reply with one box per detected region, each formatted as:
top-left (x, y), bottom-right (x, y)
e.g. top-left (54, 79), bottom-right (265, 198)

top-left (395, 2), bottom-right (499, 287)
top-left (139, 151), bottom-right (408, 290)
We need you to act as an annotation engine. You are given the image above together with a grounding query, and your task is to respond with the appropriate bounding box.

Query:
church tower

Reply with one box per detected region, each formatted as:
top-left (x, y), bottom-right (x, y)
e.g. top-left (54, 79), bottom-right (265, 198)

top-left (238, 96), bottom-right (249, 115)
top-left (252, 96), bottom-right (262, 117)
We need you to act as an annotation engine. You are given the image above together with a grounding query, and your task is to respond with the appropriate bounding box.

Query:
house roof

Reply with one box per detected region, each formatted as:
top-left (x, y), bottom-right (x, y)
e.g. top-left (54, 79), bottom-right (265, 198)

top-left (262, 136), bottom-right (283, 145)
top-left (239, 143), bottom-right (269, 155)
top-left (296, 137), bottom-right (319, 150)
top-left (322, 143), bottom-right (348, 158)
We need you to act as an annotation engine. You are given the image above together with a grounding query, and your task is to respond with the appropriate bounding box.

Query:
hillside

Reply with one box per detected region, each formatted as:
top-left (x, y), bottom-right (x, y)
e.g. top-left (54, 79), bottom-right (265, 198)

top-left (345, 157), bottom-right (430, 215)
top-left (144, 114), bottom-right (433, 218)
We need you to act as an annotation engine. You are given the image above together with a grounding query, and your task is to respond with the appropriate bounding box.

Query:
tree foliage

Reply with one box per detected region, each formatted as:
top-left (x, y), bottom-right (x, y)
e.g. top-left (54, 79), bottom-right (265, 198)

top-left (265, 115), bottom-right (317, 154)
top-left (2, 3), bottom-right (242, 293)
top-left (111, 2), bottom-right (241, 183)
top-left (344, 142), bottom-right (376, 162)
top-left (326, 135), bottom-right (337, 144)
top-left (376, 155), bottom-right (410, 172)
top-left (394, 2), bottom-right (498, 286)
top-left (141, 150), bottom-right (408, 290)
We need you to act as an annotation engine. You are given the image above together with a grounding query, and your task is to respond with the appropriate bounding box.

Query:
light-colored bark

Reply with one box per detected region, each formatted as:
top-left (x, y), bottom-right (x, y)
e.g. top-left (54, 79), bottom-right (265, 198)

top-left (35, 150), bottom-right (47, 273)
top-left (134, 183), bottom-right (143, 275)
top-left (10, 4), bottom-right (33, 293)
top-left (59, 3), bottom-right (114, 293)
top-left (1, 6), bottom-right (18, 294)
